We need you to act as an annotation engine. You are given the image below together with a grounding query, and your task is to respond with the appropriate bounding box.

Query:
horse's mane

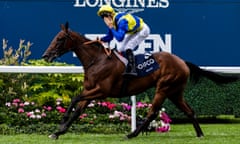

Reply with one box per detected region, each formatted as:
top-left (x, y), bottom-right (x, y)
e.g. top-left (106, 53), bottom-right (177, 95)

top-left (73, 31), bottom-right (105, 49)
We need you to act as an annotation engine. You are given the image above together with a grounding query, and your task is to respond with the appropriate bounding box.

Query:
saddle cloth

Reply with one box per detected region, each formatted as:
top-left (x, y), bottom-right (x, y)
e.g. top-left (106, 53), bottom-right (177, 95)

top-left (113, 51), bottom-right (160, 77)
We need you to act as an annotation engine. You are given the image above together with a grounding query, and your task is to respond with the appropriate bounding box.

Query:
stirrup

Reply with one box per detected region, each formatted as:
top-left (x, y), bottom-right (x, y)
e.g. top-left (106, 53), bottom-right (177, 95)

top-left (122, 71), bottom-right (138, 77)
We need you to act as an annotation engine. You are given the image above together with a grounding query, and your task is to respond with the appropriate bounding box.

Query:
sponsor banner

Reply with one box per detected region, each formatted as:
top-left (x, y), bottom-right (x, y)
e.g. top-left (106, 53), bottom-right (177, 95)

top-left (1, 0), bottom-right (240, 66)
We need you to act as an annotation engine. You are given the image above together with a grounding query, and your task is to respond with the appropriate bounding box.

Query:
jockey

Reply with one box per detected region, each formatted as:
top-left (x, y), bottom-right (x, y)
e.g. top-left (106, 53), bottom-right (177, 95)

top-left (97, 5), bottom-right (150, 77)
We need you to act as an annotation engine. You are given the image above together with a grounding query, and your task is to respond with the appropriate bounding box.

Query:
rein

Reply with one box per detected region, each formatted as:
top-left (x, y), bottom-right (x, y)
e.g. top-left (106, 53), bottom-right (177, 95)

top-left (84, 40), bottom-right (112, 58)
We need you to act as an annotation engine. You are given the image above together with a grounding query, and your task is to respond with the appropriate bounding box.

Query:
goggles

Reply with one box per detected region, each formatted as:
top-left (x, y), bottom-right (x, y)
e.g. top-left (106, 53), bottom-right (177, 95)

top-left (100, 12), bottom-right (111, 19)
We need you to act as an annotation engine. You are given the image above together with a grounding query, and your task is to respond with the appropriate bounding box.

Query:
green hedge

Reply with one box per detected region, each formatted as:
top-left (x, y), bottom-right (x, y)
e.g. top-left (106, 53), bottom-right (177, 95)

top-left (136, 77), bottom-right (240, 118)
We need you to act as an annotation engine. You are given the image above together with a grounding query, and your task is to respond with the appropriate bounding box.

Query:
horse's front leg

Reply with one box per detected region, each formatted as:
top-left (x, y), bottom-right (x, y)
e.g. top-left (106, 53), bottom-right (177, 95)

top-left (61, 95), bottom-right (82, 124)
top-left (61, 84), bottom-right (104, 124)
top-left (49, 100), bottom-right (90, 139)
top-left (49, 85), bottom-right (105, 140)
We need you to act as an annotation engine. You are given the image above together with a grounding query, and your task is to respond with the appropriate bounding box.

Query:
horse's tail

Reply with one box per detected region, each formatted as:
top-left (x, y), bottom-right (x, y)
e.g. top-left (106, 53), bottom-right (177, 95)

top-left (185, 61), bottom-right (239, 84)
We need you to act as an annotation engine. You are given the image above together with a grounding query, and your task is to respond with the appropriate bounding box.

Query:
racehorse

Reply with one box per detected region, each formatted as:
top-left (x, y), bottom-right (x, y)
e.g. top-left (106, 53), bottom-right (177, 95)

top-left (42, 22), bottom-right (239, 140)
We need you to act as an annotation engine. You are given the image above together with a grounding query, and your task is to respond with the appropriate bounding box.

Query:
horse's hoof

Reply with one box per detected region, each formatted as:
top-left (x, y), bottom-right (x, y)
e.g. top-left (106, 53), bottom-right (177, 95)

top-left (197, 135), bottom-right (204, 138)
top-left (197, 133), bottom-right (204, 138)
top-left (122, 135), bottom-right (129, 140)
top-left (125, 133), bottom-right (136, 139)
top-left (48, 134), bottom-right (58, 140)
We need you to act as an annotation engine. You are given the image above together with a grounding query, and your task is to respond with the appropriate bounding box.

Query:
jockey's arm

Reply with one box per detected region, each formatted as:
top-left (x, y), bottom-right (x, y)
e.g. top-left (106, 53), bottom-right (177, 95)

top-left (101, 29), bottom-right (114, 42)
top-left (110, 20), bottom-right (128, 42)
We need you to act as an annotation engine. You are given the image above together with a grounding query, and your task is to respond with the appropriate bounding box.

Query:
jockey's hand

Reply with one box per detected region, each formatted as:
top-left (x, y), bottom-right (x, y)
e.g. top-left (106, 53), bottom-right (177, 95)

top-left (96, 37), bottom-right (103, 44)
top-left (103, 17), bottom-right (113, 28)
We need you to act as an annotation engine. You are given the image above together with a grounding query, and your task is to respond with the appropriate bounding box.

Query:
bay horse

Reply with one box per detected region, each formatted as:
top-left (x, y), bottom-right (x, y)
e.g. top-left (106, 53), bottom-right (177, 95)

top-left (42, 22), bottom-right (239, 140)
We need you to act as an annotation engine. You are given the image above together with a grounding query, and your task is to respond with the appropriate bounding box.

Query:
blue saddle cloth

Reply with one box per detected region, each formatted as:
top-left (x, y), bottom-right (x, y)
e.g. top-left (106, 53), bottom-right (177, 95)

top-left (122, 53), bottom-right (160, 77)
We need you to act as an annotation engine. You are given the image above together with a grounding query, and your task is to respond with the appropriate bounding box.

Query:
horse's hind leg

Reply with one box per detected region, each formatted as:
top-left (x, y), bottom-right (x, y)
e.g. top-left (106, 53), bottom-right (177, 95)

top-left (126, 92), bottom-right (166, 139)
top-left (169, 94), bottom-right (204, 137)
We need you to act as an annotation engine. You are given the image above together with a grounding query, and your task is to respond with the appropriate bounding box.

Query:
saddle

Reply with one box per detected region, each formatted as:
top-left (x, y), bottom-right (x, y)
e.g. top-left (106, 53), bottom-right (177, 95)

top-left (114, 51), bottom-right (160, 77)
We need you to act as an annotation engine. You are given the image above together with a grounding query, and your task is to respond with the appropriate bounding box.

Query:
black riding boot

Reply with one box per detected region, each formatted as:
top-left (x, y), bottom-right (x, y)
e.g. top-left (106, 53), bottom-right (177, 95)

top-left (123, 49), bottom-right (137, 77)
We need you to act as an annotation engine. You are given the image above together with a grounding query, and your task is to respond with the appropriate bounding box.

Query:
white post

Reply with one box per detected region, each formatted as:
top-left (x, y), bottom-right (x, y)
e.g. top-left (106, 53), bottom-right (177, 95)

top-left (131, 95), bottom-right (136, 132)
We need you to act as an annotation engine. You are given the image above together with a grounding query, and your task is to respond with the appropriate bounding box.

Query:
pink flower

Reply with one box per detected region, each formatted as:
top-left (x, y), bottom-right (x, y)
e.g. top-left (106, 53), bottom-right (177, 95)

top-left (18, 108), bottom-right (24, 113)
top-left (12, 102), bottom-right (18, 107)
top-left (56, 106), bottom-right (66, 113)
top-left (79, 113), bottom-right (88, 119)
top-left (13, 99), bottom-right (21, 103)
top-left (98, 101), bottom-right (116, 110)
top-left (160, 112), bottom-right (172, 123)
top-left (156, 125), bottom-right (170, 133)
top-left (41, 113), bottom-right (47, 117)
top-left (101, 102), bottom-right (108, 107)
top-left (27, 111), bottom-right (34, 117)
top-left (120, 115), bottom-right (126, 121)
top-left (107, 103), bottom-right (116, 110)
top-left (43, 106), bottom-right (52, 111)
top-left (19, 103), bottom-right (25, 107)
top-left (109, 110), bottom-right (129, 121)
top-left (121, 103), bottom-right (131, 111)
top-left (59, 109), bottom-right (66, 113)
top-left (109, 111), bottom-right (121, 118)
top-left (136, 102), bottom-right (146, 108)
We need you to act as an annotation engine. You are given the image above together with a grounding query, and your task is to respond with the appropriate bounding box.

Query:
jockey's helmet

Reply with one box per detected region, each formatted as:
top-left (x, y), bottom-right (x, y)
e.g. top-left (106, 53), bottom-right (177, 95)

top-left (97, 5), bottom-right (115, 18)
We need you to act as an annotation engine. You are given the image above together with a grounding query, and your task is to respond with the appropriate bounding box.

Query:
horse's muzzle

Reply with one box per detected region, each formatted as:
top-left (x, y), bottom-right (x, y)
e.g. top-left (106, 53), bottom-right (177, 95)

top-left (42, 54), bottom-right (54, 62)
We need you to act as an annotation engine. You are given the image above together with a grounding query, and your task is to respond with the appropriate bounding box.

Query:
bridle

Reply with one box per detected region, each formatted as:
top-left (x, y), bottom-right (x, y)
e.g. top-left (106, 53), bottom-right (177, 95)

top-left (60, 31), bottom-right (102, 69)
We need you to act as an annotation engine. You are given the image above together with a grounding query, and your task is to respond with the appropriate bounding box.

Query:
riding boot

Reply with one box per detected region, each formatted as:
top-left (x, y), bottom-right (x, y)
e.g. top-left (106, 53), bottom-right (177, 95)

top-left (123, 49), bottom-right (137, 77)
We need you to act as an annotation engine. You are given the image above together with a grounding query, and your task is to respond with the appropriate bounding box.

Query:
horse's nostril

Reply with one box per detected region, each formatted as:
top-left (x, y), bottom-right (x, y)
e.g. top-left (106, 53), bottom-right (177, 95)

top-left (42, 54), bottom-right (49, 61)
top-left (42, 55), bottom-right (47, 58)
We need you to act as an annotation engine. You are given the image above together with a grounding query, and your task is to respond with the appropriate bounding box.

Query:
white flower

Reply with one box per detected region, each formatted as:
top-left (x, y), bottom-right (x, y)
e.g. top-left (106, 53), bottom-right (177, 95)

top-left (24, 101), bottom-right (30, 106)
top-left (161, 107), bottom-right (166, 112)
top-left (35, 109), bottom-right (40, 113)
top-left (30, 114), bottom-right (36, 119)
top-left (36, 115), bottom-right (41, 119)
top-left (88, 103), bottom-right (95, 107)
top-left (109, 115), bottom-right (115, 119)
top-left (56, 101), bottom-right (61, 105)
top-left (5, 102), bottom-right (11, 107)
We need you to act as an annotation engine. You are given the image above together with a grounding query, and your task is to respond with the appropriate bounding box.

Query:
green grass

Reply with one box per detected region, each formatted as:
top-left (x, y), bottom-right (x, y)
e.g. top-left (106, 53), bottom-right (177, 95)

top-left (0, 124), bottom-right (240, 144)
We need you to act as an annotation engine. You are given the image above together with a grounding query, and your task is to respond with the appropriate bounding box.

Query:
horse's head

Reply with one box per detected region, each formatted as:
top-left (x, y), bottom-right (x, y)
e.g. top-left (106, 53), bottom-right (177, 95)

top-left (42, 22), bottom-right (77, 62)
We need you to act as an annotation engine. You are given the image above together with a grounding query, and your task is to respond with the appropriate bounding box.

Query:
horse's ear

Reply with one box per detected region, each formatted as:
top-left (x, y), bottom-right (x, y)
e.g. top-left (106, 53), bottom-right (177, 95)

top-left (60, 22), bottom-right (69, 32)
top-left (65, 22), bottom-right (69, 30)
top-left (60, 24), bottom-right (65, 31)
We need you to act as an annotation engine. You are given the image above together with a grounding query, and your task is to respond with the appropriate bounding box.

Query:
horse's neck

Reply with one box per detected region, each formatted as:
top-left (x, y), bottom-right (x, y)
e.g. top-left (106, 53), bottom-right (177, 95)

top-left (73, 41), bottom-right (105, 69)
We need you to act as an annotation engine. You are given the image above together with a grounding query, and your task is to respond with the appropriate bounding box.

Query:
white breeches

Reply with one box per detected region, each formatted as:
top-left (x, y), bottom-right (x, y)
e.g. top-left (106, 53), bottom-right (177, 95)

top-left (117, 23), bottom-right (150, 52)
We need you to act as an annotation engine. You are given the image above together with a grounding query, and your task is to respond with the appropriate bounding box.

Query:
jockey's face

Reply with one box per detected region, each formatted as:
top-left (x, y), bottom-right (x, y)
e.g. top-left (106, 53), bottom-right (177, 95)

top-left (103, 16), bottom-right (113, 28)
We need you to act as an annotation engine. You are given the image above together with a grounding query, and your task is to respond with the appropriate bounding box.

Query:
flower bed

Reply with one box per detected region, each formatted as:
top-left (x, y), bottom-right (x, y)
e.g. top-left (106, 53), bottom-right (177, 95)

top-left (1, 98), bottom-right (171, 134)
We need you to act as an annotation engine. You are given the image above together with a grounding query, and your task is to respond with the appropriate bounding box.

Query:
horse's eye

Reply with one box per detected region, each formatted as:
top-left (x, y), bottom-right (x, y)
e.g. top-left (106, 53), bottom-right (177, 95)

top-left (57, 37), bottom-right (65, 42)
